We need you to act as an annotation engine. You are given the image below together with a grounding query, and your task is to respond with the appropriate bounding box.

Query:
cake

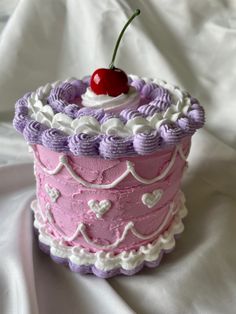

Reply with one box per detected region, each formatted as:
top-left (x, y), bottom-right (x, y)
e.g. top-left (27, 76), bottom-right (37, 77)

top-left (13, 74), bottom-right (204, 278)
top-left (12, 9), bottom-right (205, 278)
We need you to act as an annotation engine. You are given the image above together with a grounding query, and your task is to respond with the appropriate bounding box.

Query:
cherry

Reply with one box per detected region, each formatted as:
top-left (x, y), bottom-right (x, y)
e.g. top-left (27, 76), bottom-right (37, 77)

top-left (90, 9), bottom-right (140, 97)
top-left (90, 68), bottom-right (129, 97)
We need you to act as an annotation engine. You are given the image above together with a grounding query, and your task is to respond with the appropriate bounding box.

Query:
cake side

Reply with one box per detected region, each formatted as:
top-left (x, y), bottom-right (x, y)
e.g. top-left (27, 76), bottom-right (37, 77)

top-left (13, 74), bottom-right (204, 277)
top-left (31, 136), bottom-right (190, 254)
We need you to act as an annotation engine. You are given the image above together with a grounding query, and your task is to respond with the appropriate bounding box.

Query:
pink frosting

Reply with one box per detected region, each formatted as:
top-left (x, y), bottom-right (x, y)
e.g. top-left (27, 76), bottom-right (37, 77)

top-left (34, 137), bottom-right (190, 254)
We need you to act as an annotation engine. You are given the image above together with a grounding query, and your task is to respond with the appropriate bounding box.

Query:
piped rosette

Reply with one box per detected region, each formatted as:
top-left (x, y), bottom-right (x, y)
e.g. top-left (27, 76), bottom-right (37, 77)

top-left (13, 75), bottom-right (205, 159)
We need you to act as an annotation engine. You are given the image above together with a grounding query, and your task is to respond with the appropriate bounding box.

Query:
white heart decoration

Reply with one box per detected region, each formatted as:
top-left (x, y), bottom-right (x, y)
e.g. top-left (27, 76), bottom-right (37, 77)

top-left (45, 184), bottom-right (60, 203)
top-left (142, 189), bottom-right (163, 208)
top-left (88, 199), bottom-right (112, 218)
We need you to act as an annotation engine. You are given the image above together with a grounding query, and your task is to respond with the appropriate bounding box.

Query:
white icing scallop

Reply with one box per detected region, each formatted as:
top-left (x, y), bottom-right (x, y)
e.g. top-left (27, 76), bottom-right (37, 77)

top-left (31, 144), bottom-right (188, 189)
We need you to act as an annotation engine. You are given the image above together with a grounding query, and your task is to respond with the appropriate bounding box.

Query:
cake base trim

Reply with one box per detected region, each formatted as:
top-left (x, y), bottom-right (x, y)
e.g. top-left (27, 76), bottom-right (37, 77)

top-left (32, 192), bottom-right (187, 278)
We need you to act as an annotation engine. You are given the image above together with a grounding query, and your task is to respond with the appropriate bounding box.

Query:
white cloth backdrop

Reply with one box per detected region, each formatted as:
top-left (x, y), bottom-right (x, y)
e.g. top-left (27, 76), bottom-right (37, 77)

top-left (0, 0), bottom-right (236, 313)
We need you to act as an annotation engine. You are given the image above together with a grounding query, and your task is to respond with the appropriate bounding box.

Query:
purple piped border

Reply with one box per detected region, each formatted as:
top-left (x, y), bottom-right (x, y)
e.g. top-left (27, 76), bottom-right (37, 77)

top-left (34, 229), bottom-right (184, 278)
top-left (37, 240), bottom-right (173, 278)
top-left (13, 76), bottom-right (205, 159)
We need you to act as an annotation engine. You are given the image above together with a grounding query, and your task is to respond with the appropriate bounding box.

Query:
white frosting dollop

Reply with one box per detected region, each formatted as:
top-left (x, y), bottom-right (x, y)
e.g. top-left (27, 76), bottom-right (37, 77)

top-left (81, 86), bottom-right (140, 112)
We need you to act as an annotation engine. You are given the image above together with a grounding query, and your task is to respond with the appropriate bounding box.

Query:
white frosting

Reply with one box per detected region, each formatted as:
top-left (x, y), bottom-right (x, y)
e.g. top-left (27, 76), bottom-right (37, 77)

top-left (32, 192), bottom-right (187, 271)
top-left (31, 144), bottom-right (188, 189)
top-left (88, 199), bottom-right (111, 218)
top-left (147, 99), bottom-right (192, 128)
top-left (45, 184), bottom-right (60, 203)
top-left (142, 189), bottom-right (163, 208)
top-left (81, 86), bottom-right (139, 111)
top-left (27, 76), bottom-right (192, 137)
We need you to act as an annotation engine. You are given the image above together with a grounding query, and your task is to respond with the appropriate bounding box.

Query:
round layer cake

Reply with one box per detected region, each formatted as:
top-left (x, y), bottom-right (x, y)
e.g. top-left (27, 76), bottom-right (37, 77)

top-left (13, 75), bottom-right (205, 277)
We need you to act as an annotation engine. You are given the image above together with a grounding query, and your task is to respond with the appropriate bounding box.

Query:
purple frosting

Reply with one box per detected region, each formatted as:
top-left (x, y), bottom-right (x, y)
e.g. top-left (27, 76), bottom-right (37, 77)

top-left (190, 102), bottom-right (202, 110)
top-left (70, 80), bottom-right (88, 97)
top-left (64, 104), bottom-right (80, 119)
top-left (138, 104), bottom-right (161, 117)
top-left (47, 87), bottom-right (68, 104)
top-left (23, 120), bottom-right (48, 144)
top-left (141, 83), bottom-right (158, 98)
top-left (50, 99), bottom-right (68, 113)
top-left (131, 79), bottom-right (146, 92)
top-left (58, 82), bottom-right (77, 102)
top-left (42, 128), bottom-right (69, 152)
top-left (187, 106), bottom-right (205, 129)
top-left (133, 131), bottom-right (161, 155)
top-left (76, 107), bottom-right (105, 122)
top-left (100, 113), bottom-right (126, 124)
top-left (68, 133), bottom-right (100, 156)
top-left (16, 105), bottom-right (28, 115)
top-left (120, 108), bottom-right (142, 121)
top-left (177, 117), bottom-right (196, 135)
top-left (150, 86), bottom-right (172, 103)
top-left (15, 97), bottom-right (28, 111)
top-left (13, 113), bottom-right (30, 133)
top-left (160, 124), bottom-right (183, 146)
top-left (150, 99), bottom-right (171, 111)
top-left (13, 76), bottom-right (205, 158)
top-left (99, 136), bottom-right (135, 159)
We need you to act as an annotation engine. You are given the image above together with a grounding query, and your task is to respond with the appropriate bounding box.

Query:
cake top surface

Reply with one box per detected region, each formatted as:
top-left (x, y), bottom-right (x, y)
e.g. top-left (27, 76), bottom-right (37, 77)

top-left (13, 75), bottom-right (205, 159)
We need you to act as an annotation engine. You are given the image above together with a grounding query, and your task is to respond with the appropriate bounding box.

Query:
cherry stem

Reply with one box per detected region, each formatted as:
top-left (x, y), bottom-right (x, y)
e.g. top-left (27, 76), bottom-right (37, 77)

top-left (109, 9), bottom-right (141, 69)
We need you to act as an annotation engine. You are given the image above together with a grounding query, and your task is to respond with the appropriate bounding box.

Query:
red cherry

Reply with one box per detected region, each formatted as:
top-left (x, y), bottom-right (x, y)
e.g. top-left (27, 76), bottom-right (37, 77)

top-left (90, 68), bottom-right (129, 97)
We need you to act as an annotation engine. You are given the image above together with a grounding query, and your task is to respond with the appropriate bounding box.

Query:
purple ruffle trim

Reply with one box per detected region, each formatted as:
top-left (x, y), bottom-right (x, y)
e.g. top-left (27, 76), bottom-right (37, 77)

top-left (47, 87), bottom-right (68, 104)
top-left (138, 104), bottom-right (161, 117)
top-left (15, 97), bottom-right (28, 112)
top-left (68, 133), bottom-right (100, 156)
top-left (70, 79), bottom-right (88, 97)
top-left (131, 79), bottom-right (146, 91)
top-left (42, 128), bottom-right (69, 152)
top-left (150, 99), bottom-right (171, 111)
top-left (13, 112), bottom-right (31, 133)
top-left (160, 124), bottom-right (183, 146)
top-left (133, 131), bottom-right (162, 155)
top-left (23, 120), bottom-right (48, 144)
top-left (63, 104), bottom-right (80, 118)
top-left (139, 83), bottom-right (172, 105)
top-left (48, 80), bottom-right (89, 105)
top-left (187, 106), bottom-right (205, 128)
top-left (100, 113), bottom-right (126, 124)
top-left (99, 136), bottom-right (135, 159)
top-left (177, 117), bottom-right (196, 135)
top-left (120, 108), bottom-right (142, 121)
top-left (76, 107), bottom-right (105, 122)
top-left (141, 83), bottom-right (158, 98)
top-left (58, 82), bottom-right (77, 102)
top-left (38, 240), bottom-right (167, 278)
top-left (50, 99), bottom-right (68, 113)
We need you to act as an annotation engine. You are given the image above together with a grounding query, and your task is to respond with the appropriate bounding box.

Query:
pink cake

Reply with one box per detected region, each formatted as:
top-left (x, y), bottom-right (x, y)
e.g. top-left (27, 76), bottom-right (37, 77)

top-left (13, 74), bottom-right (205, 277)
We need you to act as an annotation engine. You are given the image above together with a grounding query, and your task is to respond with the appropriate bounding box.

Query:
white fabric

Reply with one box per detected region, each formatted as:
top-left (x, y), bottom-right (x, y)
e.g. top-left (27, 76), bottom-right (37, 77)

top-left (0, 0), bottom-right (236, 313)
